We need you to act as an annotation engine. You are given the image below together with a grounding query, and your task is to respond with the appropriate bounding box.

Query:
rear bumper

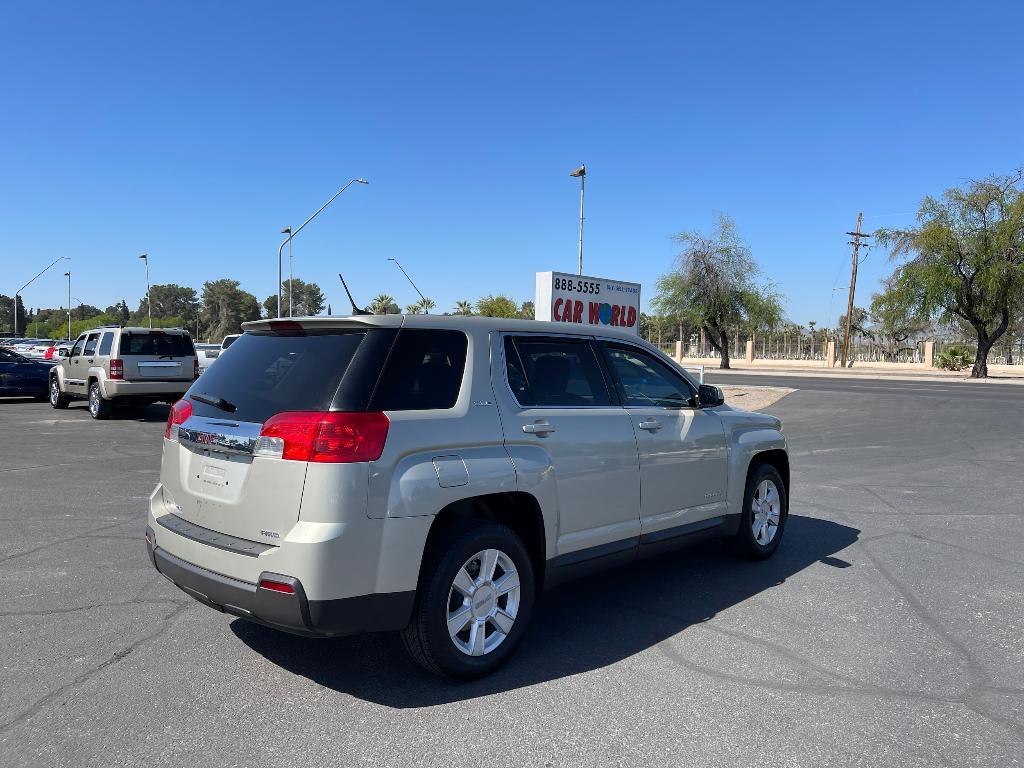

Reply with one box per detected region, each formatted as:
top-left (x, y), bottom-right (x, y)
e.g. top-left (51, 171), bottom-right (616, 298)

top-left (146, 528), bottom-right (414, 638)
top-left (103, 379), bottom-right (192, 399)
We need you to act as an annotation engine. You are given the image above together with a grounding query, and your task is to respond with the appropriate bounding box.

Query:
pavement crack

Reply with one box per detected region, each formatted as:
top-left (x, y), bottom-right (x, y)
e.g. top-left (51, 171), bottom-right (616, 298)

top-left (0, 602), bottom-right (190, 734)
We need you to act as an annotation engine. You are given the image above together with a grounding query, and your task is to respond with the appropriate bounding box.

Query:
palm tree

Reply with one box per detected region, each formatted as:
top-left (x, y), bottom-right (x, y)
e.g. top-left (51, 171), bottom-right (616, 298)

top-left (406, 298), bottom-right (437, 315)
top-left (369, 294), bottom-right (396, 315)
top-left (454, 300), bottom-right (473, 316)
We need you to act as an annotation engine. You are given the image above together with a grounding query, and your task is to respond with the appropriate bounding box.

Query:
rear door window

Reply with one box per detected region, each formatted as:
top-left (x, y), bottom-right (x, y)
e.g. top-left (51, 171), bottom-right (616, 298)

top-left (370, 330), bottom-right (467, 411)
top-left (98, 332), bottom-right (114, 356)
top-left (187, 331), bottom-right (367, 423)
top-left (118, 333), bottom-right (195, 357)
top-left (504, 336), bottom-right (613, 407)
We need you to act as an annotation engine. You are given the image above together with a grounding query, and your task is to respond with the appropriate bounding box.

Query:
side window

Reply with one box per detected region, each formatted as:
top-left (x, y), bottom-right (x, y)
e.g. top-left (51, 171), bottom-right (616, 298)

top-left (70, 335), bottom-right (86, 357)
top-left (98, 332), bottom-right (114, 356)
top-left (604, 343), bottom-right (695, 408)
top-left (370, 330), bottom-right (467, 411)
top-left (0, 349), bottom-right (15, 363)
top-left (505, 336), bottom-right (612, 407)
top-left (83, 333), bottom-right (99, 356)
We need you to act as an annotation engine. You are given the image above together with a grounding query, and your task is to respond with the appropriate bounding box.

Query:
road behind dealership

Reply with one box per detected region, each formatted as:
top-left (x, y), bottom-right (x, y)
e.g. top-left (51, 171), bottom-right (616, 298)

top-left (1, 377), bottom-right (1022, 767)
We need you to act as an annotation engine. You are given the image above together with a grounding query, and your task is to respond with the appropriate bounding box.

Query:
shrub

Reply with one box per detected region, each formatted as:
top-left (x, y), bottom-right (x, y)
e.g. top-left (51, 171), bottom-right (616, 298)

top-left (935, 345), bottom-right (973, 371)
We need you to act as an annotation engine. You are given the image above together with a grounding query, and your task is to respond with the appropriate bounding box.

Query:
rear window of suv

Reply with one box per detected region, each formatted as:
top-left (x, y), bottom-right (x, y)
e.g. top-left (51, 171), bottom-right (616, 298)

top-left (187, 331), bottom-right (367, 423)
top-left (370, 330), bottom-right (467, 411)
top-left (118, 333), bottom-right (195, 357)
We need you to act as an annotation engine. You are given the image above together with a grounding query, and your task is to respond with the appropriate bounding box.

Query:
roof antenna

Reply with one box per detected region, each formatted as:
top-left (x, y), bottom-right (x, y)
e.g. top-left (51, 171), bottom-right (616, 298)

top-left (338, 273), bottom-right (371, 315)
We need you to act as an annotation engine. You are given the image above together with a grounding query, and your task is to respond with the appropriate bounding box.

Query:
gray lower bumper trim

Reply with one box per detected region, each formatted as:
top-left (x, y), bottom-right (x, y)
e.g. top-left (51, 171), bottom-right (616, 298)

top-left (147, 540), bottom-right (414, 637)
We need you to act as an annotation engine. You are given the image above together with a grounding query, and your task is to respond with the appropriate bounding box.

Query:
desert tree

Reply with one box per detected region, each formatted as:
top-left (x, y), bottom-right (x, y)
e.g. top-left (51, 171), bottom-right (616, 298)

top-left (874, 172), bottom-right (1024, 377)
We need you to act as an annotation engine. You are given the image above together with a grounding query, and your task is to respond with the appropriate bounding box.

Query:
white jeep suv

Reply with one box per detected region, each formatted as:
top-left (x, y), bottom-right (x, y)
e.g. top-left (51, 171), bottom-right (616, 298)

top-left (146, 315), bottom-right (789, 678)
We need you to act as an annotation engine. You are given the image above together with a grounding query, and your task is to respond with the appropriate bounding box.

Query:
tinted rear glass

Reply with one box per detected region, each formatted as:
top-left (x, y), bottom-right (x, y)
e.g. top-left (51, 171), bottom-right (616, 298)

top-left (187, 331), bottom-right (366, 423)
top-left (370, 330), bottom-right (467, 411)
top-left (505, 336), bottom-right (613, 407)
top-left (118, 333), bottom-right (195, 357)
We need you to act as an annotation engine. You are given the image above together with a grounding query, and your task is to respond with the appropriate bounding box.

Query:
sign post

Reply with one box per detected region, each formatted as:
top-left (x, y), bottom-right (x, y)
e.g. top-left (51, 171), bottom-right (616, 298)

top-left (535, 271), bottom-right (641, 335)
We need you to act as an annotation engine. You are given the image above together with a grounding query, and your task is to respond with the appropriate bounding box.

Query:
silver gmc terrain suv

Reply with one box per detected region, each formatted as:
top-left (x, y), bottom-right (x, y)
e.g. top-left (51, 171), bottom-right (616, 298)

top-left (146, 315), bottom-right (789, 678)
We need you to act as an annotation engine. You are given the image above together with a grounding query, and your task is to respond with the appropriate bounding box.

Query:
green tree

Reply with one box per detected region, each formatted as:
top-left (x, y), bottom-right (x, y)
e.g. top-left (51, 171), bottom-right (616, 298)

top-left (370, 294), bottom-right (400, 314)
top-left (453, 300), bottom-right (473, 316)
top-left (0, 294), bottom-right (28, 335)
top-left (105, 300), bottom-right (130, 325)
top-left (261, 279), bottom-right (325, 318)
top-left (475, 294), bottom-right (520, 318)
top-left (404, 297), bottom-right (436, 314)
top-left (517, 301), bottom-right (535, 320)
top-left (137, 284), bottom-right (199, 326)
top-left (203, 279), bottom-right (261, 341)
top-left (653, 214), bottom-right (782, 369)
top-left (874, 172), bottom-right (1024, 377)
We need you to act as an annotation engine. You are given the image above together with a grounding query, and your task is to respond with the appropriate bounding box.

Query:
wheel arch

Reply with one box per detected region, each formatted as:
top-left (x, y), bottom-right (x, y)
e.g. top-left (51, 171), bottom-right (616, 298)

top-left (750, 448), bottom-right (789, 496)
top-left (422, 491), bottom-right (547, 591)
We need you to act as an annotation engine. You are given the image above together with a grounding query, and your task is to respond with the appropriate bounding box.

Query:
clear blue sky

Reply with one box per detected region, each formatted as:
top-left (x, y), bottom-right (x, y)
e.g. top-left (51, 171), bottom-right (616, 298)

top-left (3, 1), bottom-right (1022, 327)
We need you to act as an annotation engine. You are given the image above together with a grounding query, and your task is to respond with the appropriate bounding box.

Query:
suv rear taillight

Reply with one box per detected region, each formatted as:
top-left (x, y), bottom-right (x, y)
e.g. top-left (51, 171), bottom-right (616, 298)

top-left (164, 399), bottom-right (193, 440)
top-left (254, 412), bottom-right (389, 463)
top-left (194, 358), bottom-right (200, 379)
top-left (109, 359), bottom-right (124, 380)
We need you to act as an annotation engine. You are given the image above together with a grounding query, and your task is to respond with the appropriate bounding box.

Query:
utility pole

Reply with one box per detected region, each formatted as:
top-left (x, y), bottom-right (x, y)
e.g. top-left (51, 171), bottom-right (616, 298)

top-left (840, 213), bottom-right (870, 368)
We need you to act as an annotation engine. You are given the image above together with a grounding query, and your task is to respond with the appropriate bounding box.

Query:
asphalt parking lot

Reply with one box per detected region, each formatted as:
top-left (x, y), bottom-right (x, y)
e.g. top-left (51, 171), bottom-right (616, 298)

top-left (2, 379), bottom-right (1023, 767)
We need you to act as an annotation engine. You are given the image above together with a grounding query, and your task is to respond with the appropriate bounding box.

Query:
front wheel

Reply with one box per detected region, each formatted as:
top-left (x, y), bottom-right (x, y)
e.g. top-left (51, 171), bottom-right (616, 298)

top-left (401, 522), bottom-right (535, 679)
top-left (49, 378), bottom-right (69, 409)
top-left (88, 382), bottom-right (112, 420)
top-left (732, 463), bottom-right (788, 560)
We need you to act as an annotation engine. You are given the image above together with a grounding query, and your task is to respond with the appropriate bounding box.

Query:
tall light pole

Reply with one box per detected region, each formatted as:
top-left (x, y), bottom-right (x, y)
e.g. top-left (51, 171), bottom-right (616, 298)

top-left (139, 253), bottom-right (152, 328)
top-left (277, 178), bottom-right (369, 318)
top-left (281, 226), bottom-right (294, 317)
top-left (569, 164), bottom-right (586, 275)
top-left (13, 256), bottom-right (69, 336)
top-left (387, 257), bottom-right (427, 313)
top-left (64, 271), bottom-right (72, 339)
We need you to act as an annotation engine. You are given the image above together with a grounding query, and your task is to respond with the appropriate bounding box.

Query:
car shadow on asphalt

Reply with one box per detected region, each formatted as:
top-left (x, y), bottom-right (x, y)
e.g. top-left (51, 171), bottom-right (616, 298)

top-left (231, 513), bottom-right (858, 706)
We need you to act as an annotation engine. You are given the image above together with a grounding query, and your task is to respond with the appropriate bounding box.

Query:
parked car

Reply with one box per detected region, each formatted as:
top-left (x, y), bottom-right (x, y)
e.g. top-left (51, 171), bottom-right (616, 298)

top-left (146, 315), bottom-right (789, 678)
top-left (220, 334), bottom-right (241, 351)
top-left (0, 348), bottom-right (51, 399)
top-left (49, 326), bottom-right (198, 418)
top-left (12, 339), bottom-right (45, 356)
top-left (194, 343), bottom-right (221, 373)
top-left (44, 340), bottom-right (73, 361)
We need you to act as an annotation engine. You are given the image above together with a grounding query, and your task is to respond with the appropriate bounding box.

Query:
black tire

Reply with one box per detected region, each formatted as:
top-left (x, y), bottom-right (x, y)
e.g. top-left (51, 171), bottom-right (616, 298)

top-left (49, 377), bottom-right (69, 409)
top-left (401, 521), bottom-right (535, 680)
top-left (88, 381), bottom-right (112, 420)
top-left (732, 462), bottom-right (788, 560)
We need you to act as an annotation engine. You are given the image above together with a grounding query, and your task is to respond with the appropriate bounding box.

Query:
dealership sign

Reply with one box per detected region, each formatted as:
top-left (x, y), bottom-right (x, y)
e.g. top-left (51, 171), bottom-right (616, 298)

top-left (535, 271), bottom-right (641, 335)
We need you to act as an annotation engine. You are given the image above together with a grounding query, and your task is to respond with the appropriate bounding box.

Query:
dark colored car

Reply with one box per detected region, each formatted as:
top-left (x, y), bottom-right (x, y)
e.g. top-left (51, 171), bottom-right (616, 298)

top-left (0, 348), bottom-right (52, 399)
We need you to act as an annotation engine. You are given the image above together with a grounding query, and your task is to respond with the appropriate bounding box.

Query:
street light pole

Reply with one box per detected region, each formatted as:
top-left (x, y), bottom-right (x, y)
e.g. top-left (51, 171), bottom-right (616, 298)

top-left (387, 257), bottom-right (428, 313)
top-left (139, 253), bottom-right (151, 328)
top-left (64, 271), bottom-right (72, 339)
top-left (13, 255), bottom-right (69, 336)
top-left (277, 178), bottom-right (369, 318)
top-left (281, 226), bottom-right (294, 317)
top-left (569, 164), bottom-right (586, 275)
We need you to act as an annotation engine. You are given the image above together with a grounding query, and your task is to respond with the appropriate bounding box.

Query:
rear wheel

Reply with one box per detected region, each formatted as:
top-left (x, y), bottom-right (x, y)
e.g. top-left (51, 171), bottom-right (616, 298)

top-left (732, 463), bottom-right (787, 560)
top-left (49, 377), bottom-right (69, 409)
top-left (88, 382), bottom-right (112, 420)
top-left (401, 522), bottom-right (535, 679)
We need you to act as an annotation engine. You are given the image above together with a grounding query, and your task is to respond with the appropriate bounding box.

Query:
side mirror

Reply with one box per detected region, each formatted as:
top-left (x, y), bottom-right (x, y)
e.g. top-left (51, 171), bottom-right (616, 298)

top-left (57, 348), bottom-right (69, 357)
top-left (697, 384), bottom-right (725, 408)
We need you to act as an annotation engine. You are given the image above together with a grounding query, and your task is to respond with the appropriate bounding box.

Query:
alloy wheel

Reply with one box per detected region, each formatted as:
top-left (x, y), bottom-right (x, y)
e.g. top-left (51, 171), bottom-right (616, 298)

top-left (751, 479), bottom-right (781, 546)
top-left (446, 548), bottom-right (521, 657)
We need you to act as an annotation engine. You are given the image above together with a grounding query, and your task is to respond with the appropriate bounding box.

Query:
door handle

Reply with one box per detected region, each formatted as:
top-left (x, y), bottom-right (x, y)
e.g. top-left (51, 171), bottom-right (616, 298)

top-left (638, 418), bottom-right (662, 431)
top-left (522, 422), bottom-right (556, 436)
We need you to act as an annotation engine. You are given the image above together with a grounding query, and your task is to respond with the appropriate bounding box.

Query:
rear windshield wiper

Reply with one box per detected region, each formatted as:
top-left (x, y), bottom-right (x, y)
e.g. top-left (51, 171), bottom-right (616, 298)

top-left (191, 393), bottom-right (237, 413)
